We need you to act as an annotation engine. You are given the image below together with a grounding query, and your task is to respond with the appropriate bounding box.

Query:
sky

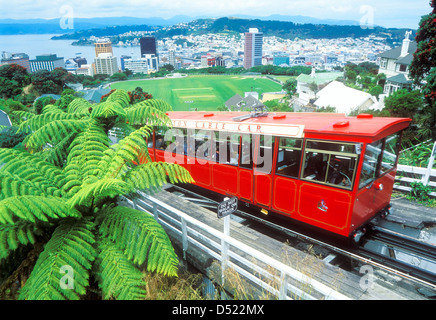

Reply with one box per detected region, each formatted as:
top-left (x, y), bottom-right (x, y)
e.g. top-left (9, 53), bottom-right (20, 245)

top-left (0, 0), bottom-right (431, 29)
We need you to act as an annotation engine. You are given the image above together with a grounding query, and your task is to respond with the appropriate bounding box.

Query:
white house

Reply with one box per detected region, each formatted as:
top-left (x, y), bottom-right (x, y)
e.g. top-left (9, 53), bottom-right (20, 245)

top-left (378, 31), bottom-right (416, 95)
top-left (314, 81), bottom-right (379, 115)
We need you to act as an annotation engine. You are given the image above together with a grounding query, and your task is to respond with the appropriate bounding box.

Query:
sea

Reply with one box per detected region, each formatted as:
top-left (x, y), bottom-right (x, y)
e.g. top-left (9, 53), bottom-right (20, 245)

top-left (0, 34), bottom-right (142, 67)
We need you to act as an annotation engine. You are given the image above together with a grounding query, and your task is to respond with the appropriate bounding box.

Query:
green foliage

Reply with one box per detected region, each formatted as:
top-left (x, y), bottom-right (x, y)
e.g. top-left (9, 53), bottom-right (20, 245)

top-left (0, 89), bottom-right (193, 300)
top-left (0, 126), bottom-right (27, 148)
top-left (99, 206), bottom-right (179, 275)
top-left (19, 219), bottom-right (96, 300)
top-left (409, 1), bottom-right (436, 140)
top-left (407, 181), bottom-right (436, 206)
top-left (384, 89), bottom-right (423, 119)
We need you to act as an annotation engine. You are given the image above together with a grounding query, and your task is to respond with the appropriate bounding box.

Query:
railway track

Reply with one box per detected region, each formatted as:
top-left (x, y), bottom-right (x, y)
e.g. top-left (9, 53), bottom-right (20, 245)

top-left (165, 184), bottom-right (436, 297)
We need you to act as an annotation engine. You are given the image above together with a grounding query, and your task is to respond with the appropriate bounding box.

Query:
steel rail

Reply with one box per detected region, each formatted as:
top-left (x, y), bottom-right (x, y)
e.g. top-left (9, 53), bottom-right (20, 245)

top-left (168, 184), bottom-right (436, 292)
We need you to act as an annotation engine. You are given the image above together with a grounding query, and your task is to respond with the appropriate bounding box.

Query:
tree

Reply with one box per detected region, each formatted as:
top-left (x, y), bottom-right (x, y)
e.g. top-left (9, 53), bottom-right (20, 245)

top-left (384, 89), bottom-right (423, 118)
top-left (409, 0), bottom-right (436, 139)
top-left (0, 78), bottom-right (22, 99)
top-left (282, 79), bottom-right (297, 97)
top-left (110, 72), bottom-right (128, 81)
top-left (0, 89), bottom-right (194, 299)
top-left (369, 85), bottom-right (384, 98)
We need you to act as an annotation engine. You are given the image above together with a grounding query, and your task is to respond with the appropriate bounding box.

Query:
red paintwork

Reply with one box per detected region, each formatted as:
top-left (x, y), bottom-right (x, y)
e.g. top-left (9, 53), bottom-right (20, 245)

top-left (147, 111), bottom-right (411, 238)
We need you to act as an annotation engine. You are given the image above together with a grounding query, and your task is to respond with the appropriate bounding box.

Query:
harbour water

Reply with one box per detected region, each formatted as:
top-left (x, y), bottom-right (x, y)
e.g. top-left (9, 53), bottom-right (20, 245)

top-left (0, 34), bottom-right (142, 67)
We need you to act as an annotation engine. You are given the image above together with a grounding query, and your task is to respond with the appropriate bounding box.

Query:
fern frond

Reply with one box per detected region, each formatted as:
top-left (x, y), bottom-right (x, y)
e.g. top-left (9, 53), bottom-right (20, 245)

top-left (95, 237), bottom-right (147, 300)
top-left (64, 121), bottom-right (111, 183)
top-left (67, 178), bottom-right (131, 210)
top-left (38, 132), bottom-right (77, 167)
top-left (0, 195), bottom-right (81, 225)
top-left (19, 219), bottom-right (96, 300)
top-left (123, 162), bottom-right (193, 193)
top-left (18, 112), bottom-right (84, 133)
top-left (98, 126), bottom-right (152, 179)
top-left (0, 222), bottom-right (38, 260)
top-left (106, 89), bottom-right (131, 108)
top-left (99, 206), bottom-right (179, 276)
top-left (0, 171), bottom-right (50, 200)
top-left (24, 119), bottom-right (90, 151)
top-left (67, 98), bottom-right (92, 115)
top-left (125, 99), bottom-right (172, 127)
top-left (41, 104), bottom-right (65, 114)
top-left (0, 148), bottom-right (67, 196)
top-left (13, 111), bottom-right (36, 123)
top-left (90, 101), bottom-right (127, 120)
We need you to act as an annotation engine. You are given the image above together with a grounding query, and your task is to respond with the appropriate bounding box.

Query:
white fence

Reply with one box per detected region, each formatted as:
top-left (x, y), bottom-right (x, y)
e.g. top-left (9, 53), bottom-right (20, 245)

top-left (121, 192), bottom-right (350, 300)
top-left (395, 141), bottom-right (436, 198)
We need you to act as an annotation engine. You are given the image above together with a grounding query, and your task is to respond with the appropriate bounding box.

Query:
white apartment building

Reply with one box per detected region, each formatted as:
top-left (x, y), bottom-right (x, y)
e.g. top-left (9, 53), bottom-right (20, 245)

top-left (76, 64), bottom-right (95, 77)
top-left (94, 53), bottom-right (118, 76)
top-left (123, 57), bottom-right (149, 74)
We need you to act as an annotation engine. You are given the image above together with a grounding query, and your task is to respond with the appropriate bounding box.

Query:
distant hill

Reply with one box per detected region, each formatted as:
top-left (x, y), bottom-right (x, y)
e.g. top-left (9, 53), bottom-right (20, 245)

top-left (0, 14), bottom-right (388, 35)
top-left (229, 14), bottom-right (362, 26)
top-left (204, 17), bottom-right (411, 41)
top-left (0, 15), bottom-right (414, 44)
top-left (0, 16), bottom-right (194, 35)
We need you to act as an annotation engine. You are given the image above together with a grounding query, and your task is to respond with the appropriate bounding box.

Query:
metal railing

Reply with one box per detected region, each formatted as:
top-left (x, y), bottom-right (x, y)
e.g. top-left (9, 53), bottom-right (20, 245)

top-left (121, 191), bottom-right (351, 300)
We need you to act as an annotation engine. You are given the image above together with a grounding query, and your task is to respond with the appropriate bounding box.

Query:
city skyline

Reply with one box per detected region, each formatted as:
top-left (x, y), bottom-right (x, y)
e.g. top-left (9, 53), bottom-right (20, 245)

top-left (0, 0), bottom-right (430, 29)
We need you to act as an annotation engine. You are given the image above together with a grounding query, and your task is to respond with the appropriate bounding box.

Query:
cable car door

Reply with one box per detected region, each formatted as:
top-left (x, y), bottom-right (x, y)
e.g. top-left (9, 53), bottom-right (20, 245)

top-left (253, 135), bottom-right (275, 208)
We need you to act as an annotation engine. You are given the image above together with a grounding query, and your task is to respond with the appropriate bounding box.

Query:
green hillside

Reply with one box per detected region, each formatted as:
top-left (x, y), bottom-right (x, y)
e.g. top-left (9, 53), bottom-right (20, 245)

top-left (111, 75), bottom-right (283, 111)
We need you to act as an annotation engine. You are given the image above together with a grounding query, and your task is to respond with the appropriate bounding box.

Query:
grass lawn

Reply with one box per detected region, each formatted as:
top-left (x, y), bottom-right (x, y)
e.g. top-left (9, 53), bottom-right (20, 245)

top-left (110, 75), bottom-right (283, 111)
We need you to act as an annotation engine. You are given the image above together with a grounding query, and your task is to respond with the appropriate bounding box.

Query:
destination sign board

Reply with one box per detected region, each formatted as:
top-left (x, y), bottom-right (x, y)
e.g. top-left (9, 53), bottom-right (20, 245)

top-left (170, 119), bottom-right (304, 138)
top-left (217, 197), bottom-right (238, 219)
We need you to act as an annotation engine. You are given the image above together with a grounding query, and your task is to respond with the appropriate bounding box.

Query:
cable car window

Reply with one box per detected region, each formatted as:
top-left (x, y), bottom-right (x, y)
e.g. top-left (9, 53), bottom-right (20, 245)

top-left (154, 129), bottom-right (165, 150)
top-left (214, 132), bottom-right (240, 165)
top-left (381, 133), bottom-right (400, 173)
top-left (359, 140), bottom-right (383, 189)
top-left (169, 128), bottom-right (187, 155)
top-left (240, 134), bottom-right (253, 169)
top-left (155, 128), bottom-right (169, 151)
top-left (275, 137), bottom-right (302, 178)
top-left (302, 139), bottom-right (360, 190)
top-left (194, 129), bottom-right (213, 160)
top-left (255, 135), bottom-right (274, 174)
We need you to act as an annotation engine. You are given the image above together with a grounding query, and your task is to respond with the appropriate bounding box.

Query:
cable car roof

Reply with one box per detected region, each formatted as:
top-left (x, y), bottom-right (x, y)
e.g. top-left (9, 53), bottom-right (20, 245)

top-left (166, 111), bottom-right (411, 141)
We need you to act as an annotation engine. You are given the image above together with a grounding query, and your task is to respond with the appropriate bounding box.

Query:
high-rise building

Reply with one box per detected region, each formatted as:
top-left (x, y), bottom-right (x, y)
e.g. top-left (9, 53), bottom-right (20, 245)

top-left (1, 52), bottom-right (30, 72)
top-left (94, 53), bottom-right (118, 76)
top-left (168, 49), bottom-right (176, 69)
top-left (140, 37), bottom-right (157, 57)
top-left (244, 28), bottom-right (263, 69)
top-left (29, 54), bottom-right (65, 73)
top-left (94, 41), bottom-right (113, 57)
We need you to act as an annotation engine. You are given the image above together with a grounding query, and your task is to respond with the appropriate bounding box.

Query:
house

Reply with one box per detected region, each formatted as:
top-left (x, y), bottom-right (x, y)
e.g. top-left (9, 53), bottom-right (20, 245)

top-left (314, 81), bottom-right (379, 115)
top-left (378, 31), bottom-right (416, 95)
top-left (80, 87), bottom-right (111, 103)
top-left (296, 68), bottom-right (343, 104)
top-left (0, 110), bottom-right (12, 127)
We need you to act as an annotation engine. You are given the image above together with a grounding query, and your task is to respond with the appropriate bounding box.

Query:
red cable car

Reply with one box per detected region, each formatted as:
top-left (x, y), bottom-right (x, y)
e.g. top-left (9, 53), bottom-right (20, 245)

top-left (147, 111), bottom-right (411, 241)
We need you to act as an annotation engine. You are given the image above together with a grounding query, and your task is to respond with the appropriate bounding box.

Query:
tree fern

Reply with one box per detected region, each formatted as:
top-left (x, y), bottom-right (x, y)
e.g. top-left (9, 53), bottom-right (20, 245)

top-left (0, 89), bottom-right (193, 300)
